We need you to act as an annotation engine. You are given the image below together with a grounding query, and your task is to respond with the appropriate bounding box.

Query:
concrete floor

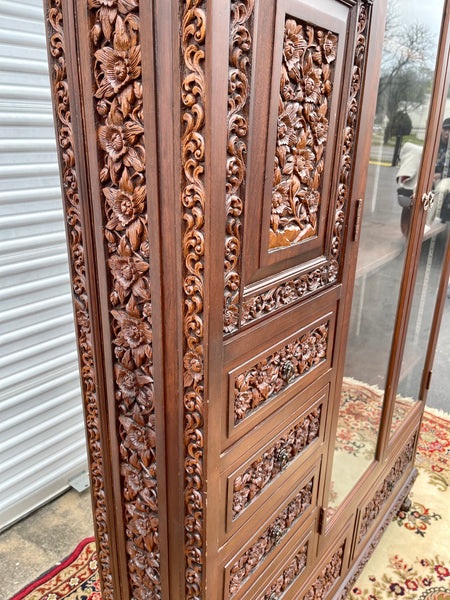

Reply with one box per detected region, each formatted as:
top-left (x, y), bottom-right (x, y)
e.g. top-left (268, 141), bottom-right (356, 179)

top-left (0, 489), bottom-right (93, 599)
top-left (1, 163), bottom-right (448, 600)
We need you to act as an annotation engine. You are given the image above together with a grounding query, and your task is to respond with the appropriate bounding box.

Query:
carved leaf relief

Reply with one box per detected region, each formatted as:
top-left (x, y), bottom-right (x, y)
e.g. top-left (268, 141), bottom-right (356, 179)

top-left (229, 479), bottom-right (313, 596)
top-left (232, 406), bottom-right (321, 518)
top-left (358, 436), bottom-right (416, 543)
top-left (88, 0), bottom-right (160, 597)
top-left (269, 18), bottom-right (338, 249)
top-left (302, 544), bottom-right (344, 600)
top-left (234, 323), bottom-right (328, 423)
top-left (260, 543), bottom-right (309, 600)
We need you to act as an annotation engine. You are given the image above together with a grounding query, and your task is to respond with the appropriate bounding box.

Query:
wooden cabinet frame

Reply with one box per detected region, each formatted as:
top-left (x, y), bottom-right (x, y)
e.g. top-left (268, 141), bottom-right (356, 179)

top-left (45, 1), bottom-right (450, 599)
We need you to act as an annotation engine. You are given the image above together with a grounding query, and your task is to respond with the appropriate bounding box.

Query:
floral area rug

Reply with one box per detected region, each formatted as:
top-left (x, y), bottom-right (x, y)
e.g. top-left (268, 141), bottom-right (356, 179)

top-left (9, 407), bottom-right (449, 600)
top-left (10, 538), bottom-right (99, 600)
top-left (347, 408), bottom-right (450, 600)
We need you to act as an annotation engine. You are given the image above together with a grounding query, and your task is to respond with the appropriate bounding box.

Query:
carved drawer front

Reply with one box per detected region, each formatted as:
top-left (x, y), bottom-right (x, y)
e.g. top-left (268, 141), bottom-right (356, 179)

top-left (224, 464), bottom-right (320, 600)
top-left (357, 434), bottom-right (417, 547)
top-left (300, 542), bottom-right (346, 600)
top-left (246, 522), bottom-right (316, 600)
top-left (226, 309), bottom-right (335, 443)
top-left (225, 387), bottom-right (327, 535)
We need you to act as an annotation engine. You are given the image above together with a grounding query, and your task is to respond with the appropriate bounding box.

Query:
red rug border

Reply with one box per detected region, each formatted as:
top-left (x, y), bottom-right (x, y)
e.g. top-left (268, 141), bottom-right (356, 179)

top-left (9, 536), bottom-right (96, 600)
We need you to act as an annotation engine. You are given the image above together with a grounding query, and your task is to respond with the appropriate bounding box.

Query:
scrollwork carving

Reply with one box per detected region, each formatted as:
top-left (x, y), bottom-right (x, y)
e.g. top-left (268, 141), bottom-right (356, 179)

top-left (234, 323), bottom-right (328, 423)
top-left (88, 1), bottom-right (160, 597)
top-left (260, 544), bottom-right (309, 600)
top-left (269, 18), bottom-right (338, 249)
top-left (240, 1), bottom-right (370, 327)
top-left (330, 2), bottom-right (368, 268)
top-left (232, 407), bottom-right (321, 518)
top-left (46, 2), bottom-right (114, 597)
top-left (229, 479), bottom-right (313, 596)
top-left (181, 1), bottom-right (207, 598)
top-left (358, 436), bottom-right (416, 543)
top-left (224, 0), bottom-right (255, 335)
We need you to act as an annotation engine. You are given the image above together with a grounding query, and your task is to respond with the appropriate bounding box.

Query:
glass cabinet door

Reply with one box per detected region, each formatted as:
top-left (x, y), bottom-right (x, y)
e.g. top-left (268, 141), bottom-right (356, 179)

top-left (392, 92), bottom-right (450, 432)
top-left (327, 0), bottom-right (447, 515)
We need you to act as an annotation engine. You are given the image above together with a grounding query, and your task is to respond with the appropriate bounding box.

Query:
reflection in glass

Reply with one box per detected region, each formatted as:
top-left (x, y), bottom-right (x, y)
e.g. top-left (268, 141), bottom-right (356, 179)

top-left (393, 101), bottom-right (450, 425)
top-left (328, 0), bottom-right (444, 514)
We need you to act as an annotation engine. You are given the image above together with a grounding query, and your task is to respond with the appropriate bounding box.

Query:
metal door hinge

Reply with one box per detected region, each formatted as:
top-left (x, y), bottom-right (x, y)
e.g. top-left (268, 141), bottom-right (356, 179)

top-left (353, 198), bottom-right (364, 242)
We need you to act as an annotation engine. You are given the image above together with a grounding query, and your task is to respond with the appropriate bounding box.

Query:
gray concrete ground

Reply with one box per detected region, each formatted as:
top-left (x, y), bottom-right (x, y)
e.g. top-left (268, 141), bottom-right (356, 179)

top-left (0, 489), bottom-right (93, 599)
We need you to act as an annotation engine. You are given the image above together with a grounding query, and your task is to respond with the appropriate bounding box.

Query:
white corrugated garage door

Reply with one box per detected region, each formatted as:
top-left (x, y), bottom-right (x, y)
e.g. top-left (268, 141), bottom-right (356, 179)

top-left (0, 0), bottom-right (88, 530)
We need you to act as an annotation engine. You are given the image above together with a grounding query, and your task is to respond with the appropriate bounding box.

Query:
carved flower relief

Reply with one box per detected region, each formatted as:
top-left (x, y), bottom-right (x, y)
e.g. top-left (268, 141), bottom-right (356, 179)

top-left (223, 302), bottom-right (239, 334)
top-left (283, 146), bottom-right (314, 183)
top-left (115, 364), bottom-right (152, 403)
top-left (108, 254), bottom-right (150, 304)
top-left (95, 45), bottom-right (141, 98)
top-left (112, 308), bottom-right (152, 368)
top-left (184, 348), bottom-right (203, 388)
top-left (99, 118), bottom-right (145, 183)
top-left (283, 20), bottom-right (307, 74)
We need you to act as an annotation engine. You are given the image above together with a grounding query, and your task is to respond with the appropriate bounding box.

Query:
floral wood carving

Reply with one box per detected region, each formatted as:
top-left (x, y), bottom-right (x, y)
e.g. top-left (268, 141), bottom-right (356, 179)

top-left (229, 479), bottom-right (314, 596)
top-left (224, 0), bottom-right (255, 335)
top-left (46, 1), bottom-right (114, 596)
top-left (233, 323), bottom-right (328, 423)
top-left (88, 1), bottom-right (160, 598)
top-left (269, 18), bottom-right (338, 250)
top-left (260, 543), bottom-right (309, 600)
top-left (232, 406), bottom-right (321, 518)
top-left (240, 2), bottom-right (370, 327)
top-left (358, 436), bottom-right (416, 543)
top-left (302, 544), bottom-right (344, 600)
top-left (180, 1), bottom-right (207, 598)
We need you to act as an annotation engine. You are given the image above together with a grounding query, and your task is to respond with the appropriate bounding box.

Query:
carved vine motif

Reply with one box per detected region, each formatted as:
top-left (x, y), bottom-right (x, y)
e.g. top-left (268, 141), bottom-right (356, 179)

top-left (330, 2), bottom-right (368, 268)
top-left (358, 436), bottom-right (416, 543)
top-left (234, 324), bottom-right (328, 423)
top-left (240, 1), bottom-right (370, 328)
top-left (88, 1), bottom-right (160, 598)
top-left (269, 18), bottom-right (338, 250)
top-left (47, 2), bottom-right (114, 596)
top-left (233, 407), bottom-right (321, 518)
top-left (260, 543), bottom-right (309, 600)
top-left (229, 479), bottom-right (313, 596)
top-left (302, 544), bottom-right (344, 600)
top-left (224, 0), bottom-right (255, 335)
top-left (241, 265), bottom-right (335, 326)
top-left (180, 1), bottom-right (206, 598)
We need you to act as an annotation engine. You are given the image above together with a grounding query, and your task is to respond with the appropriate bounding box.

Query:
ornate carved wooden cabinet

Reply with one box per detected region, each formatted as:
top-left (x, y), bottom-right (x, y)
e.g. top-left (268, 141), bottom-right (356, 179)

top-left (44, 0), bottom-right (450, 599)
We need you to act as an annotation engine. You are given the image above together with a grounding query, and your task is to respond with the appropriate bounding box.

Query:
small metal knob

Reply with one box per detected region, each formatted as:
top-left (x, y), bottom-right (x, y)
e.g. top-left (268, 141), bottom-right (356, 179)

top-left (277, 447), bottom-right (289, 469)
top-left (281, 360), bottom-right (295, 382)
top-left (422, 191), bottom-right (435, 211)
top-left (270, 525), bottom-right (283, 545)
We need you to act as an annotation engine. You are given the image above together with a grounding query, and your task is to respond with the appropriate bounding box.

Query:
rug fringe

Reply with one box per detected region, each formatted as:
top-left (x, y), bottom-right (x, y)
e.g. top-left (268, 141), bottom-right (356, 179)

top-left (424, 405), bottom-right (450, 421)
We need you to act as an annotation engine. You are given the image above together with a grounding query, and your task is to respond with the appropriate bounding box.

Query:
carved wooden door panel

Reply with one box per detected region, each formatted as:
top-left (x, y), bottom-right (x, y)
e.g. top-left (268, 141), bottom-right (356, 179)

top-left (44, 1), bottom-right (387, 599)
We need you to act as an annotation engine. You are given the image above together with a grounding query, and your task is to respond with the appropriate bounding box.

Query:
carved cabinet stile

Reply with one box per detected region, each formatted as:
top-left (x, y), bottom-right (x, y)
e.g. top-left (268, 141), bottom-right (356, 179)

top-left (44, 0), bottom-right (433, 598)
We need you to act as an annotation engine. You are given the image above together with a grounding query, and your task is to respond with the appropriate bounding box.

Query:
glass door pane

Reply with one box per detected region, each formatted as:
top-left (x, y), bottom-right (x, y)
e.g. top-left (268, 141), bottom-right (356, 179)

top-left (328, 0), bottom-right (445, 515)
top-left (393, 95), bottom-right (450, 426)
